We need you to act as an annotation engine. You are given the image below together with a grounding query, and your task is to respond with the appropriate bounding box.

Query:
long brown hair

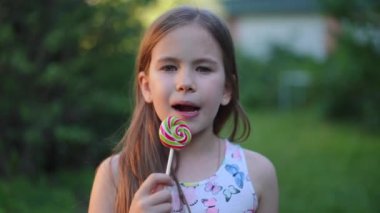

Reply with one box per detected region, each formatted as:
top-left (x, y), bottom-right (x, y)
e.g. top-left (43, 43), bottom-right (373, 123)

top-left (114, 6), bottom-right (250, 212)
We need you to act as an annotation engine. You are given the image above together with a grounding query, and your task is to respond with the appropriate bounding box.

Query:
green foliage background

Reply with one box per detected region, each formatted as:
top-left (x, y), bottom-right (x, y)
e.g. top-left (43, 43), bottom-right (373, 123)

top-left (0, 0), bottom-right (153, 176)
top-left (237, 0), bottom-right (380, 131)
top-left (320, 33), bottom-right (380, 131)
top-left (0, 0), bottom-right (379, 212)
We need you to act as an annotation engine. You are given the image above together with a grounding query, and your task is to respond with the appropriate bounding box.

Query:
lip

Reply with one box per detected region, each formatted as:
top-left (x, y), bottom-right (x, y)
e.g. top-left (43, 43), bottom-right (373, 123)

top-left (175, 110), bottom-right (199, 119)
top-left (171, 101), bottom-right (200, 119)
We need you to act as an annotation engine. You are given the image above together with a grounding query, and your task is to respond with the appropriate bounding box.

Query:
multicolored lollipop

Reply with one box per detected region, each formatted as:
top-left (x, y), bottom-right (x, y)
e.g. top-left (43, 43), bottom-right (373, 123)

top-left (159, 116), bottom-right (191, 150)
top-left (159, 116), bottom-right (192, 174)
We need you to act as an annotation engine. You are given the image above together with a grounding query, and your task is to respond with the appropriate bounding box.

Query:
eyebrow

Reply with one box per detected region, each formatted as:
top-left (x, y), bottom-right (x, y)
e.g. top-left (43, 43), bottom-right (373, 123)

top-left (156, 57), bottom-right (219, 65)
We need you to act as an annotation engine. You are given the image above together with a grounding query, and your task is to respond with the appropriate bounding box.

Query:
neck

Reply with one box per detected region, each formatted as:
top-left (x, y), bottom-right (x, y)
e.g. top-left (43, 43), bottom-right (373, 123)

top-left (179, 129), bottom-right (218, 158)
top-left (174, 129), bottom-right (224, 182)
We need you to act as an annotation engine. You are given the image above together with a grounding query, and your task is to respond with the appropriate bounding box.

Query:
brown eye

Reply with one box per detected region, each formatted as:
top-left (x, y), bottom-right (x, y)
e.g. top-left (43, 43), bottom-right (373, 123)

top-left (160, 65), bottom-right (177, 72)
top-left (196, 66), bottom-right (212, 73)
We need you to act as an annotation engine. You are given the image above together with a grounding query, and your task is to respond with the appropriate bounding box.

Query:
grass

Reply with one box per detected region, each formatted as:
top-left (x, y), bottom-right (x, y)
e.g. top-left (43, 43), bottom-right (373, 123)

top-left (1, 109), bottom-right (379, 212)
top-left (243, 109), bottom-right (380, 213)
top-left (0, 169), bottom-right (94, 213)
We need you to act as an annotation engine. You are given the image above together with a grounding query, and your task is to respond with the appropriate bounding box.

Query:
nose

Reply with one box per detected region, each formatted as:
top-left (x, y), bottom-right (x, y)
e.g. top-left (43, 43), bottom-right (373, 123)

top-left (176, 68), bottom-right (196, 93)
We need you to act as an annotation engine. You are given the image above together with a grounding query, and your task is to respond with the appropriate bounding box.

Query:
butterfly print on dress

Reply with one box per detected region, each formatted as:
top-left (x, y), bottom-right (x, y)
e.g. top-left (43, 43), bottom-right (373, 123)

top-left (202, 198), bottom-right (219, 213)
top-left (204, 175), bottom-right (223, 195)
top-left (225, 164), bottom-right (244, 189)
top-left (223, 185), bottom-right (240, 202)
top-left (231, 148), bottom-right (242, 161)
top-left (183, 186), bottom-right (198, 206)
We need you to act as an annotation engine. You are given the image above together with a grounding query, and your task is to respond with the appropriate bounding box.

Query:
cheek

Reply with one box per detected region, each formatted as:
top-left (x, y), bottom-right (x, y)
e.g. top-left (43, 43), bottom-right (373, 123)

top-left (149, 78), bottom-right (171, 101)
top-left (207, 76), bottom-right (226, 95)
top-left (201, 80), bottom-right (227, 107)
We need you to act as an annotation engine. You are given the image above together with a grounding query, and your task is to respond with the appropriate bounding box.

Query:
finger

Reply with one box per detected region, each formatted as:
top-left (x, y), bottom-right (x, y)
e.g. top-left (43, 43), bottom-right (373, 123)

top-left (147, 187), bottom-right (172, 205)
top-left (151, 183), bottom-right (165, 193)
top-left (135, 173), bottom-right (173, 197)
top-left (153, 203), bottom-right (172, 213)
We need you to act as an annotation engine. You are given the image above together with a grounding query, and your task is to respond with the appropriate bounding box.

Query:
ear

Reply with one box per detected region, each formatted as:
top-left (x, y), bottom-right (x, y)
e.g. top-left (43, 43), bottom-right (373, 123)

top-left (221, 86), bottom-right (232, 106)
top-left (138, 72), bottom-right (152, 103)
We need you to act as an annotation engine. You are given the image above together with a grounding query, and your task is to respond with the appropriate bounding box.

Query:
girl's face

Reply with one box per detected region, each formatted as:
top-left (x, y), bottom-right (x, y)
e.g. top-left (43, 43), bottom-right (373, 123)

top-left (139, 23), bottom-right (231, 136)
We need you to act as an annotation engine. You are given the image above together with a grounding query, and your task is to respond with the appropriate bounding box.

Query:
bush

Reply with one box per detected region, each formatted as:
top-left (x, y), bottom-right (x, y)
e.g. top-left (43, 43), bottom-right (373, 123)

top-left (0, 0), bottom-right (153, 176)
top-left (320, 33), bottom-right (380, 131)
top-left (237, 47), bottom-right (321, 109)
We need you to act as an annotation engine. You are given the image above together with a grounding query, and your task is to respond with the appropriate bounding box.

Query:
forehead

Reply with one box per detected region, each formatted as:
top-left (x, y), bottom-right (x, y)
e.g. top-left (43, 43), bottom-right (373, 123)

top-left (151, 23), bottom-right (223, 63)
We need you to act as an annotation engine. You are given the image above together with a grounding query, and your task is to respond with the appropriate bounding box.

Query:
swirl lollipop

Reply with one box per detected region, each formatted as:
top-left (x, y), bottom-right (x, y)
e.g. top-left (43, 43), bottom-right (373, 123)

top-left (159, 116), bottom-right (192, 175)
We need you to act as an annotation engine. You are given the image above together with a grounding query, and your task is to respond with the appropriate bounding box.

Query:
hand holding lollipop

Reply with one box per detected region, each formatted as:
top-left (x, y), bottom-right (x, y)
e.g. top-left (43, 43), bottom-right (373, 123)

top-left (159, 116), bottom-right (192, 175)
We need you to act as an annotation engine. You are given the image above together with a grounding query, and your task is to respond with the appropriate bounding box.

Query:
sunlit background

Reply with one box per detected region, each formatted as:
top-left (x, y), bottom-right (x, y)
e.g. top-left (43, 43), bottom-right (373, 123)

top-left (1, 0), bottom-right (379, 212)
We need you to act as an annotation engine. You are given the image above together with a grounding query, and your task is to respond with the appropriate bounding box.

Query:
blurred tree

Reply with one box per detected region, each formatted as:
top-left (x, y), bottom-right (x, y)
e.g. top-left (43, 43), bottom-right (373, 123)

top-left (0, 0), bottom-right (154, 177)
top-left (318, 0), bottom-right (380, 131)
top-left (322, 35), bottom-right (380, 131)
top-left (320, 0), bottom-right (380, 25)
top-left (237, 47), bottom-right (320, 109)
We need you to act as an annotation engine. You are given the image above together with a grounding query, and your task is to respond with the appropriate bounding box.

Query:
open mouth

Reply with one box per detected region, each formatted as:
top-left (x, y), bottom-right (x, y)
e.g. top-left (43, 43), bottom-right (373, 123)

top-left (172, 104), bottom-right (200, 112)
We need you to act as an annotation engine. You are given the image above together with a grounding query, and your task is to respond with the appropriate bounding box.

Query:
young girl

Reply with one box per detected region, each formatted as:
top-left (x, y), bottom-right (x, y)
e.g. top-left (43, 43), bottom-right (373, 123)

top-left (89, 6), bottom-right (278, 213)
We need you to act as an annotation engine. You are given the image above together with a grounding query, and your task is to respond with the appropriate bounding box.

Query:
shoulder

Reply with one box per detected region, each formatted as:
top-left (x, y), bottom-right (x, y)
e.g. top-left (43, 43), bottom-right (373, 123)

top-left (88, 154), bottom-right (120, 213)
top-left (243, 148), bottom-right (279, 213)
top-left (96, 154), bottom-right (120, 186)
top-left (243, 149), bottom-right (277, 183)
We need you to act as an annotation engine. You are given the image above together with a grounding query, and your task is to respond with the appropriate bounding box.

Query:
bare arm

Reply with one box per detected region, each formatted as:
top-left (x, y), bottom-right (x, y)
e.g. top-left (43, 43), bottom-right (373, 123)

top-left (88, 156), bottom-right (118, 213)
top-left (88, 155), bottom-right (174, 213)
top-left (244, 150), bottom-right (279, 213)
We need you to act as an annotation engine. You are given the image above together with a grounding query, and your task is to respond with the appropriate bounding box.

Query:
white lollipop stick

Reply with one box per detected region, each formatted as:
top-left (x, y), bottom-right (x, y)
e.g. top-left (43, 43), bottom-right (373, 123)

top-left (165, 148), bottom-right (174, 175)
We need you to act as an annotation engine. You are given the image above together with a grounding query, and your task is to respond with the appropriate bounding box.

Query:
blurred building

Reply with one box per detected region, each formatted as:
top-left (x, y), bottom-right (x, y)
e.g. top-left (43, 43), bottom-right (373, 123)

top-left (222, 0), bottom-right (339, 61)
